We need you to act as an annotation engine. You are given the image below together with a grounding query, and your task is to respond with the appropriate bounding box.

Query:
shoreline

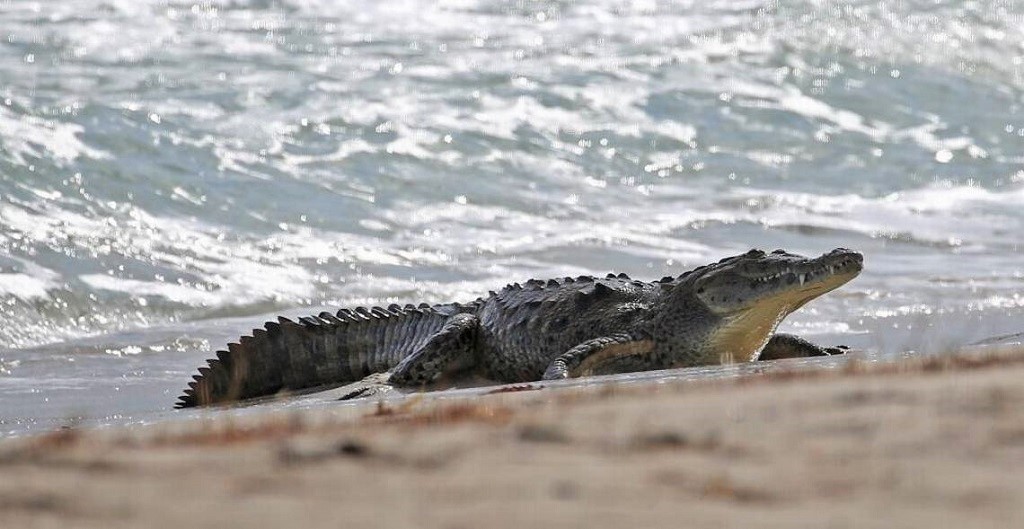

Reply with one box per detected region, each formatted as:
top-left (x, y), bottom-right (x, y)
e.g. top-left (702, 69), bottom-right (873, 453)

top-left (3, 346), bottom-right (1024, 528)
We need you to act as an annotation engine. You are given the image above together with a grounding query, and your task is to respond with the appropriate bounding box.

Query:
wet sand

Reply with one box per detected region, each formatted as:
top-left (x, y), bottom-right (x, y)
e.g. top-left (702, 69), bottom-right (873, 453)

top-left (3, 348), bottom-right (1024, 529)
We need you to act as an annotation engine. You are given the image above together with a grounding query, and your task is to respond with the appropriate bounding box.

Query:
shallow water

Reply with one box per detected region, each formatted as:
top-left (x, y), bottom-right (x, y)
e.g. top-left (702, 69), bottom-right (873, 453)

top-left (1, 0), bottom-right (1022, 436)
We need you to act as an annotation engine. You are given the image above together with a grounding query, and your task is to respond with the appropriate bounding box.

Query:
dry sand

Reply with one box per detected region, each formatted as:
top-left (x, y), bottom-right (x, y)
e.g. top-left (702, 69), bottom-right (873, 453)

top-left (3, 349), bottom-right (1024, 529)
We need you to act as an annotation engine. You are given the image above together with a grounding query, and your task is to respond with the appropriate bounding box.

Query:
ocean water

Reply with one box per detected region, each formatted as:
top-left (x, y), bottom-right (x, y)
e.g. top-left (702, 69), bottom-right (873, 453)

top-left (1, 0), bottom-right (1022, 436)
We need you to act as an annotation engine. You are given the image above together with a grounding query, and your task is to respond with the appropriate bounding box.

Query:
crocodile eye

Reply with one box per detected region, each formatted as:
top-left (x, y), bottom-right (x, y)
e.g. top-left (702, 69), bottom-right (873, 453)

top-left (772, 249), bottom-right (786, 255)
top-left (745, 249), bottom-right (765, 258)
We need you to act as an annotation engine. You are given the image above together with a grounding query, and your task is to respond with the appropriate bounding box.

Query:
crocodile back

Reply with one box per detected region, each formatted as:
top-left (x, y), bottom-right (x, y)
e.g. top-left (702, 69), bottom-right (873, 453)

top-left (476, 276), bottom-right (661, 381)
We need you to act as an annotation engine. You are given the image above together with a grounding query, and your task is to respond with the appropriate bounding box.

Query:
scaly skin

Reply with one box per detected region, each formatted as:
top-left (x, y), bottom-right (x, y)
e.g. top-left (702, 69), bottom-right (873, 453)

top-left (176, 248), bottom-right (863, 408)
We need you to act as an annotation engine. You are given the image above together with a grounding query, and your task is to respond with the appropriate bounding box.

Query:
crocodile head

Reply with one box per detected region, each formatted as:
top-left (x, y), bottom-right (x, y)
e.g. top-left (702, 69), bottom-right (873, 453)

top-left (670, 248), bottom-right (862, 362)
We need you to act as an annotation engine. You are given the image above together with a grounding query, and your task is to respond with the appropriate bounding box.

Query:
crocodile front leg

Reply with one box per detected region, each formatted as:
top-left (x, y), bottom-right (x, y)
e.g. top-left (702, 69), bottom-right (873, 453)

top-left (339, 313), bottom-right (481, 400)
top-left (757, 333), bottom-right (848, 361)
top-left (542, 333), bottom-right (656, 380)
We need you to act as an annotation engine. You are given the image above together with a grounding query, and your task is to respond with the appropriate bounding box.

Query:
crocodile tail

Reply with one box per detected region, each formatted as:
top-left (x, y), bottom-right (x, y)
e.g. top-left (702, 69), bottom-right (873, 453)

top-left (175, 304), bottom-right (453, 408)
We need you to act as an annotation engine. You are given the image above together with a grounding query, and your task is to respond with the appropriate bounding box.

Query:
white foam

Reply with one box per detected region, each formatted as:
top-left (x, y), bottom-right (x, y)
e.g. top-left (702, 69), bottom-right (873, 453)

top-left (0, 196), bottom-right (337, 308)
top-left (733, 183), bottom-right (1024, 250)
top-left (0, 273), bottom-right (55, 300)
top-left (0, 107), bottom-right (109, 166)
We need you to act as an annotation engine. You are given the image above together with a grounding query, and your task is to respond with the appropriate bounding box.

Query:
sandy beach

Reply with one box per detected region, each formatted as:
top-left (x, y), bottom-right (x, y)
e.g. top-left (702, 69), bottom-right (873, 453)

top-left (3, 348), bottom-right (1024, 529)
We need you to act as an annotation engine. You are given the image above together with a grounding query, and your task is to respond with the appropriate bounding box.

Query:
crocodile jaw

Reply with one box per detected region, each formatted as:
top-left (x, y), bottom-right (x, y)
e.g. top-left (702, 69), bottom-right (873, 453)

top-left (701, 250), bottom-right (862, 362)
top-left (710, 299), bottom-right (792, 363)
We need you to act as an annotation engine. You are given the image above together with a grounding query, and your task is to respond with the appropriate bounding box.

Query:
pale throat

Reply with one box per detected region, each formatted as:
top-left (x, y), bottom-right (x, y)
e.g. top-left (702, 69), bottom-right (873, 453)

top-left (705, 271), bottom-right (855, 362)
top-left (709, 299), bottom-right (794, 363)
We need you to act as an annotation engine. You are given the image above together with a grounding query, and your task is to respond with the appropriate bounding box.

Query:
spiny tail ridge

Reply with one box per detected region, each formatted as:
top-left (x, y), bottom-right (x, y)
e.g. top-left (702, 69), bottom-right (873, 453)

top-left (176, 304), bottom-right (451, 408)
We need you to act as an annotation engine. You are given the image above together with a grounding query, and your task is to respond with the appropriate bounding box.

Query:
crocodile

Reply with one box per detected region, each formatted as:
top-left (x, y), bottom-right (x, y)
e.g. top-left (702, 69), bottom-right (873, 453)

top-left (176, 247), bottom-right (863, 408)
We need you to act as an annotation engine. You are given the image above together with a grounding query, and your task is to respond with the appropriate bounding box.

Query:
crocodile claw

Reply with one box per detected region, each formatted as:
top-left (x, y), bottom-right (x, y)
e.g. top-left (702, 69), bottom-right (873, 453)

top-left (336, 372), bottom-right (396, 401)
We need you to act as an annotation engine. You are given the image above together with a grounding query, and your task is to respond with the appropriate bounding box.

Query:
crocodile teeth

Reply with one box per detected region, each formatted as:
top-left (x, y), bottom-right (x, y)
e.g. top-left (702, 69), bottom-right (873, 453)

top-left (798, 273), bottom-right (806, 285)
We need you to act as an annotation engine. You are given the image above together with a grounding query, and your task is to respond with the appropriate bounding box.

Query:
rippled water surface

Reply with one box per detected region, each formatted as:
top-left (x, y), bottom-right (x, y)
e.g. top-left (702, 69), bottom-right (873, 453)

top-left (1, 0), bottom-right (1023, 435)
